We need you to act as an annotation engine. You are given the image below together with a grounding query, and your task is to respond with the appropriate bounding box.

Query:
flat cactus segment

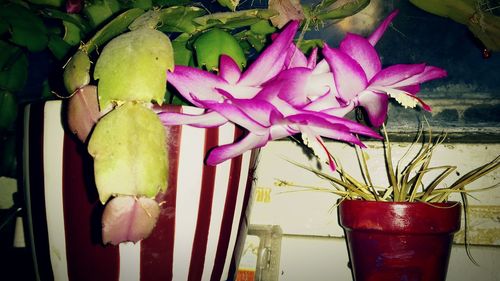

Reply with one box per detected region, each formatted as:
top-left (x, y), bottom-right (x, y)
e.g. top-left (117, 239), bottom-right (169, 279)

top-left (94, 28), bottom-right (174, 109)
top-left (88, 102), bottom-right (168, 203)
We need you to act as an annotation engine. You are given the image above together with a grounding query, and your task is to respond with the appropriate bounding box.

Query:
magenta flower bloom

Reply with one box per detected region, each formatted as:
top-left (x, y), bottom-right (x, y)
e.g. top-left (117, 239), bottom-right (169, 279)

top-left (160, 21), bottom-right (378, 167)
top-left (323, 10), bottom-right (447, 127)
top-left (196, 90), bottom-right (379, 166)
top-left (159, 10), bottom-right (447, 168)
top-left (160, 20), bottom-right (300, 128)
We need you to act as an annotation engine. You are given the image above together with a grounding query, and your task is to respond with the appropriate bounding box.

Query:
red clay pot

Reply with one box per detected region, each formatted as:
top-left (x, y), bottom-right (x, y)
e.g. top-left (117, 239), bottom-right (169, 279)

top-left (339, 200), bottom-right (461, 281)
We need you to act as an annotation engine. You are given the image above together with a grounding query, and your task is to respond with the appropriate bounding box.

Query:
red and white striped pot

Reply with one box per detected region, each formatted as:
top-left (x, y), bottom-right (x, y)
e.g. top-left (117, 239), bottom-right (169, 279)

top-left (23, 101), bottom-right (259, 281)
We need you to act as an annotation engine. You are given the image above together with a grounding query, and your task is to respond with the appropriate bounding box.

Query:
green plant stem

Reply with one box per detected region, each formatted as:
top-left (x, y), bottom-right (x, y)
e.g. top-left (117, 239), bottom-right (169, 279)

top-left (382, 124), bottom-right (400, 201)
top-left (355, 144), bottom-right (379, 200)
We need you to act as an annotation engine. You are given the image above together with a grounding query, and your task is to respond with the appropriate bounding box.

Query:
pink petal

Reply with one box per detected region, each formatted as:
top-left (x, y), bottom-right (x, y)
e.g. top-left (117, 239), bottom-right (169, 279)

top-left (307, 47), bottom-right (318, 69)
top-left (318, 103), bottom-right (355, 118)
top-left (369, 64), bottom-right (426, 87)
top-left (102, 196), bottom-right (160, 245)
top-left (314, 111), bottom-right (381, 139)
top-left (195, 98), bottom-right (268, 134)
top-left (323, 44), bottom-right (368, 101)
top-left (67, 85), bottom-right (100, 142)
top-left (298, 124), bottom-right (337, 170)
top-left (262, 94), bottom-right (301, 116)
top-left (219, 55), bottom-right (242, 84)
top-left (407, 93), bottom-right (432, 111)
top-left (206, 132), bottom-right (270, 165)
top-left (223, 95), bottom-right (281, 127)
top-left (270, 123), bottom-right (297, 140)
top-left (158, 110), bottom-right (228, 127)
top-left (302, 91), bottom-right (342, 112)
top-left (357, 91), bottom-right (389, 127)
top-left (287, 114), bottom-right (364, 146)
top-left (66, 0), bottom-right (83, 13)
top-left (391, 66), bottom-right (447, 88)
top-left (368, 10), bottom-right (399, 46)
top-left (285, 43), bottom-right (308, 68)
top-left (274, 68), bottom-right (320, 107)
top-left (340, 33), bottom-right (381, 81)
top-left (238, 21), bottom-right (299, 86)
top-left (313, 59), bottom-right (330, 74)
top-left (398, 84), bottom-right (420, 95)
top-left (167, 66), bottom-right (227, 107)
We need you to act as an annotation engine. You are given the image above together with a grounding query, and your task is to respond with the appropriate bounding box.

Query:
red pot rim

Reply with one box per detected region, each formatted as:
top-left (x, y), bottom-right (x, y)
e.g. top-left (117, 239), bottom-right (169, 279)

top-left (338, 199), bottom-right (462, 234)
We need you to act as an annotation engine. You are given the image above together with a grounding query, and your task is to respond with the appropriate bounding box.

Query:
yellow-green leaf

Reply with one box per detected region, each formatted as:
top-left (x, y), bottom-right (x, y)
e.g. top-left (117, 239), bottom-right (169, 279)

top-left (217, 0), bottom-right (239, 11)
top-left (193, 28), bottom-right (246, 71)
top-left (83, 0), bottom-right (121, 28)
top-left (63, 50), bottom-right (91, 94)
top-left (63, 20), bottom-right (82, 46)
top-left (93, 28), bottom-right (174, 109)
top-left (88, 102), bottom-right (167, 203)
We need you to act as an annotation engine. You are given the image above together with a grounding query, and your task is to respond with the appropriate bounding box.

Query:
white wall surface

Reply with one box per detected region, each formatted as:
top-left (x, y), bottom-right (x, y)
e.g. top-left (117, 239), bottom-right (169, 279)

top-left (248, 140), bottom-right (500, 281)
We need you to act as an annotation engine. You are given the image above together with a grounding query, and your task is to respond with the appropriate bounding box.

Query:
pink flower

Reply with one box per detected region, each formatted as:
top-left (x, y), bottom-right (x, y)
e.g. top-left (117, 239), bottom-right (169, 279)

top-left (159, 10), bottom-right (447, 168)
top-left (323, 10), bottom-right (447, 126)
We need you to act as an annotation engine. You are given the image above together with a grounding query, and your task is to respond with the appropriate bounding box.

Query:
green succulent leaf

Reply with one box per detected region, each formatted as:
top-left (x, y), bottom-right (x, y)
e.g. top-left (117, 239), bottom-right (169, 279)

top-left (153, 0), bottom-right (191, 7)
top-left (239, 30), bottom-right (267, 52)
top-left (27, 0), bottom-right (64, 7)
top-left (156, 6), bottom-right (206, 34)
top-left (193, 28), bottom-right (246, 71)
top-left (63, 20), bottom-right (82, 46)
top-left (296, 39), bottom-right (323, 54)
top-left (82, 0), bottom-right (121, 28)
top-left (0, 90), bottom-right (17, 131)
top-left (0, 52), bottom-right (28, 92)
top-left (250, 20), bottom-right (277, 35)
top-left (410, 0), bottom-right (500, 51)
top-left (129, 9), bottom-right (162, 30)
top-left (315, 0), bottom-right (370, 21)
top-left (88, 102), bottom-right (167, 203)
top-left (121, 0), bottom-right (153, 10)
top-left (10, 25), bottom-right (49, 53)
top-left (171, 33), bottom-right (193, 67)
top-left (0, 41), bottom-right (22, 71)
top-left (48, 35), bottom-right (72, 60)
top-left (94, 28), bottom-right (174, 109)
top-left (83, 8), bottom-right (145, 54)
top-left (409, 0), bottom-right (471, 24)
top-left (40, 8), bottom-right (91, 33)
top-left (63, 50), bottom-right (91, 94)
top-left (0, 2), bottom-right (49, 52)
top-left (193, 9), bottom-right (277, 30)
top-left (0, 20), bottom-right (8, 35)
top-left (217, 0), bottom-right (239, 11)
top-left (164, 35), bottom-right (192, 105)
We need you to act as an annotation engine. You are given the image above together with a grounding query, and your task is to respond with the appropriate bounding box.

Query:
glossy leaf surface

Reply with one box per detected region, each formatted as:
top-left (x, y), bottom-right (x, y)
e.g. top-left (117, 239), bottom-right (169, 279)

top-left (194, 28), bottom-right (246, 71)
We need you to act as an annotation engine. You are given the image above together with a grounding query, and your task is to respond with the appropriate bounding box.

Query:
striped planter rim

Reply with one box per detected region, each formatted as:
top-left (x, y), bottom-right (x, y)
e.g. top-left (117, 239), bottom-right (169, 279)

top-left (23, 101), bottom-right (260, 281)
